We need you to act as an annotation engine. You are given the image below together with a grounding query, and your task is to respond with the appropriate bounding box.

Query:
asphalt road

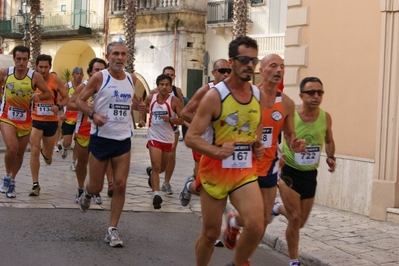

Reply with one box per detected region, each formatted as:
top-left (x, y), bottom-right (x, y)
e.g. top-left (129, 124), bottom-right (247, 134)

top-left (0, 208), bottom-right (288, 266)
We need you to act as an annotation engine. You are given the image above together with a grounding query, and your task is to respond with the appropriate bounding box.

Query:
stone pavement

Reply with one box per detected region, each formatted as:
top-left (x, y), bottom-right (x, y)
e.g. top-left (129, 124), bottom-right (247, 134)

top-left (0, 127), bottom-right (398, 265)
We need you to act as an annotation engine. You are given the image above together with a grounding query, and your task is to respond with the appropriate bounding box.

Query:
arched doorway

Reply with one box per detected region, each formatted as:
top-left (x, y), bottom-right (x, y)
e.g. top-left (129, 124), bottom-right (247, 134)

top-left (53, 41), bottom-right (96, 82)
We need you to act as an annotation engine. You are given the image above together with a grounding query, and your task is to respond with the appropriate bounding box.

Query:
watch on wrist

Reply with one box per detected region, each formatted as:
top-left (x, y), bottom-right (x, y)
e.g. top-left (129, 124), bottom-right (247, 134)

top-left (89, 111), bottom-right (95, 120)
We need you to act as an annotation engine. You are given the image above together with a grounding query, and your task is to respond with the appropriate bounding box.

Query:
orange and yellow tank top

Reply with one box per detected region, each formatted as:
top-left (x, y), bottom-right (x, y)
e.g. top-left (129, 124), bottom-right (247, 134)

top-left (257, 91), bottom-right (284, 176)
top-left (32, 73), bottom-right (58, 122)
top-left (0, 67), bottom-right (35, 128)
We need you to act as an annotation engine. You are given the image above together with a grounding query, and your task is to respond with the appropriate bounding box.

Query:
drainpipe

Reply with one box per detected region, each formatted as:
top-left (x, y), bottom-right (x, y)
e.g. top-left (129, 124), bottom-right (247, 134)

top-left (173, 17), bottom-right (178, 83)
top-left (103, 0), bottom-right (109, 57)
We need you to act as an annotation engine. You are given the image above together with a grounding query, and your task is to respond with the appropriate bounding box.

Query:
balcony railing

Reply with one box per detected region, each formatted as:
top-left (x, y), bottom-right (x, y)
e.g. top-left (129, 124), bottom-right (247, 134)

top-left (250, 34), bottom-right (285, 58)
top-left (112, 0), bottom-right (179, 12)
top-left (0, 10), bottom-right (103, 35)
top-left (207, 0), bottom-right (251, 24)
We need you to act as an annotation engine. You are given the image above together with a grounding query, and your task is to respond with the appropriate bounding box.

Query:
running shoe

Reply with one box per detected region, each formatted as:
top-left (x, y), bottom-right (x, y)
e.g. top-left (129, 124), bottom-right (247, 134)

top-left (146, 166), bottom-right (152, 188)
top-left (29, 184), bottom-right (41, 196)
top-left (223, 212), bottom-right (240, 250)
top-left (6, 181), bottom-right (16, 198)
top-left (75, 188), bottom-right (83, 204)
top-left (269, 201), bottom-right (281, 224)
top-left (0, 174), bottom-right (11, 193)
top-left (70, 161), bottom-right (76, 171)
top-left (104, 227), bottom-right (123, 247)
top-left (107, 183), bottom-right (113, 197)
top-left (162, 183), bottom-right (173, 195)
top-left (61, 148), bottom-right (68, 159)
top-left (53, 146), bottom-right (59, 153)
top-left (243, 259), bottom-right (251, 266)
top-left (153, 195), bottom-right (163, 209)
top-left (57, 143), bottom-right (63, 151)
top-left (179, 175), bottom-right (195, 206)
top-left (78, 192), bottom-right (91, 213)
top-left (290, 261), bottom-right (301, 266)
top-left (92, 194), bottom-right (103, 205)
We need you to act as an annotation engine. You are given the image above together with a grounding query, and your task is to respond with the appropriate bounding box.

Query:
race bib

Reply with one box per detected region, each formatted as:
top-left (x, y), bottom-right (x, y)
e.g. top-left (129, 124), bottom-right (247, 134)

top-left (37, 103), bottom-right (54, 116)
top-left (107, 103), bottom-right (130, 122)
top-left (8, 106), bottom-right (27, 121)
top-left (294, 146), bottom-right (321, 166)
top-left (222, 144), bottom-right (252, 169)
top-left (261, 127), bottom-right (272, 148)
top-left (152, 110), bottom-right (168, 125)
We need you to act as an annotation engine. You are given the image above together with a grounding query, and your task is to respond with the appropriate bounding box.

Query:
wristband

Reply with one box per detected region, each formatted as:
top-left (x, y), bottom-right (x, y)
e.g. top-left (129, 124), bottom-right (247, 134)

top-left (57, 104), bottom-right (63, 111)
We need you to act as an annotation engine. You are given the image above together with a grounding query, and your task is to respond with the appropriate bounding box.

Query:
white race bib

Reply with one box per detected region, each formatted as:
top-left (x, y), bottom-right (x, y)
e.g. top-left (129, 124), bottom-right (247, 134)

top-left (222, 144), bottom-right (252, 169)
top-left (261, 127), bottom-right (272, 148)
top-left (8, 106), bottom-right (27, 121)
top-left (107, 103), bottom-right (130, 122)
top-left (152, 110), bottom-right (168, 125)
top-left (294, 146), bottom-right (321, 166)
top-left (37, 103), bottom-right (54, 116)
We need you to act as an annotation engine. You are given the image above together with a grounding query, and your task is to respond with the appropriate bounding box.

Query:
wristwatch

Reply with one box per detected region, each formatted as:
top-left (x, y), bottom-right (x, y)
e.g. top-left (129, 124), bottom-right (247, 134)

top-left (88, 111), bottom-right (95, 120)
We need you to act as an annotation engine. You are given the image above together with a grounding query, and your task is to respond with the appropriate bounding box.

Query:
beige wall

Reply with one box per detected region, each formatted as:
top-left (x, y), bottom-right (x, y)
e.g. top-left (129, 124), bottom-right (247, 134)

top-left (287, 0), bottom-right (381, 159)
top-left (285, 0), bottom-right (384, 216)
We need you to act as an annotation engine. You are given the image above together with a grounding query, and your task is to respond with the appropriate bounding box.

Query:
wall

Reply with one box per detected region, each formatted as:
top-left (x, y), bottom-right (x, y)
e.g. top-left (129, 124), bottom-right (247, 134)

top-left (285, 0), bottom-right (381, 216)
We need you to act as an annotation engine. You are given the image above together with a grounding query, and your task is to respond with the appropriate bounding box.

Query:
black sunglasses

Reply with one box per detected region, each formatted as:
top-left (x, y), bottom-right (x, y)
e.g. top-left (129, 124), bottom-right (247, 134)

top-left (214, 68), bottom-right (232, 74)
top-left (233, 56), bottom-right (259, 65)
top-left (301, 90), bottom-right (325, 96)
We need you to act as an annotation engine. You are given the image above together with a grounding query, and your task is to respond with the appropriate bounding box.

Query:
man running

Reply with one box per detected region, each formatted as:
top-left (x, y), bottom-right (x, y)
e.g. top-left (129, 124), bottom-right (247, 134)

top-left (29, 54), bottom-right (69, 196)
top-left (0, 46), bottom-right (51, 198)
top-left (76, 42), bottom-right (144, 247)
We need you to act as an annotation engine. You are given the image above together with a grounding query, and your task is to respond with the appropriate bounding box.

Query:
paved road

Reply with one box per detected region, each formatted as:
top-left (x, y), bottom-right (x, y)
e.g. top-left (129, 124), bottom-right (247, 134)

top-left (0, 129), bottom-right (288, 265)
top-left (0, 208), bottom-right (288, 266)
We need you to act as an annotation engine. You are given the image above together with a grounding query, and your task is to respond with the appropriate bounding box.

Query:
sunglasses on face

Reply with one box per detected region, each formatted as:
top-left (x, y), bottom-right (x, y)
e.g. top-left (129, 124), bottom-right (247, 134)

top-left (233, 56), bottom-right (259, 65)
top-left (301, 90), bottom-right (325, 96)
top-left (215, 68), bottom-right (232, 74)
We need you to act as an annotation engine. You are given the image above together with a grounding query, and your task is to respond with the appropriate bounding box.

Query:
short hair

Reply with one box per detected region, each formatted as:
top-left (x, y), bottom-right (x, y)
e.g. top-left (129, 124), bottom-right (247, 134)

top-left (213, 59), bottom-right (229, 70)
top-left (106, 41), bottom-right (126, 55)
top-left (72, 67), bottom-right (83, 74)
top-left (13, 45), bottom-right (30, 59)
top-left (228, 36), bottom-right (258, 58)
top-left (35, 54), bottom-right (52, 67)
top-left (87, 58), bottom-right (107, 75)
top-left (156, 74), bottom-right (172, 86)
top-left (299, 77), bottom-right (323, 92)
top-left (162, 66), bottom-right (175, 74)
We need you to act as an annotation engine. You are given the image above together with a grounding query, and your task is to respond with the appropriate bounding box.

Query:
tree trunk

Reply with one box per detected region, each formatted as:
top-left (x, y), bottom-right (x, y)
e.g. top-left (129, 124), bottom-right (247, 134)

top-left (30, 0), bottom-right (42, 69)
top-left (233, 0), bottom-right (247, 38)
top-left (124, 0), bottom-right (137, 73)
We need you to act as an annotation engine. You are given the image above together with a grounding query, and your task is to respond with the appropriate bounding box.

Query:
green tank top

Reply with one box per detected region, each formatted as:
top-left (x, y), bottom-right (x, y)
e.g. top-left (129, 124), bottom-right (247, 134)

top-left (282, 108), bottom-right (326, 171)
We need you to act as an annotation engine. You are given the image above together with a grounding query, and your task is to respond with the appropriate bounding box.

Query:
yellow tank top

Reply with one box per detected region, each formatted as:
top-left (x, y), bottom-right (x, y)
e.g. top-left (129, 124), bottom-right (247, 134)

top-left (0, 67), bottom-right (35, 125)
top-left (211, 82), bottom-right (261, 146)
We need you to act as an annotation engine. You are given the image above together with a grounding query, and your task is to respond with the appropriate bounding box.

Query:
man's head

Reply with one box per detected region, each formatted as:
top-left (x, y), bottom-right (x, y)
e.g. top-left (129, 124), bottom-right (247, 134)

top-left (211, 59), bottom-right (231, 84)
top-left (228, 36), bottom-right (259, 82)
top-left (259, 54), bottom-right (284, 86)
top-left (87, 58), bottom-right (107, 77)
top-left (13, 46), bottom-right (30, 71)
top-left (156, 74), bottom-right (172, 95)
top-left (299, 77), bottom-right (324, 108)
top-left (71, 66), bottom-right (84, 83)
top-left (162, 66), bottom-right (176, 82)
top-left (106, 41), bottom-right (128, 73)
top-left (35, 54), bottom-right (52, 78)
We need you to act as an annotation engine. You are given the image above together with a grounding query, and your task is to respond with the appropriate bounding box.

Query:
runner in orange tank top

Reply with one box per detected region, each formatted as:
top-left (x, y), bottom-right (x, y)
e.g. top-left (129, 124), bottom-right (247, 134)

top-left (29, 54), bottom-right (69, 196)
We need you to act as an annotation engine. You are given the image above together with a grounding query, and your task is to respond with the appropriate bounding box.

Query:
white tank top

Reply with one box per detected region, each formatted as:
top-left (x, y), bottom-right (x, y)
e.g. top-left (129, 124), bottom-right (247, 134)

top-left (147, 93), bottom-right (176, 144)
top-left (90, 69), bottom-right (134, 140)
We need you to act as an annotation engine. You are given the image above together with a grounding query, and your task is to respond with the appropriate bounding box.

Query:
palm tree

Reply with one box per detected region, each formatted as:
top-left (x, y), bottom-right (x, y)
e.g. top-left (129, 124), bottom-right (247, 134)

top-left (30, 0), bottom-right (42, 69)
top-left (233, 0), bottom-right (247, 37)
top-left (124, 0), bottom-right (137, 73)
